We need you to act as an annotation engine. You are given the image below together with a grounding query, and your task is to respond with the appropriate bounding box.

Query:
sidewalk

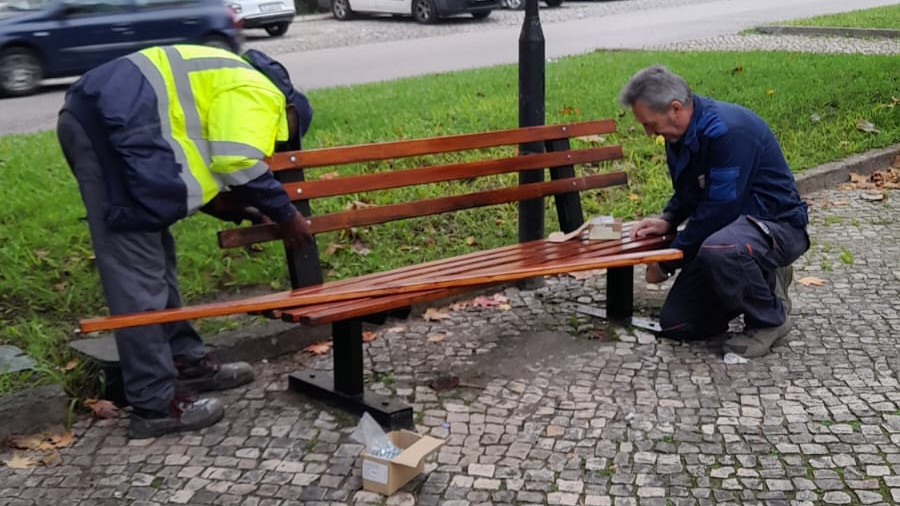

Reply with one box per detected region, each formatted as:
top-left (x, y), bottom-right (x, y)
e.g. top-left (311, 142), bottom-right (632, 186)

top-left (1, 146), bottom-right (898, 504)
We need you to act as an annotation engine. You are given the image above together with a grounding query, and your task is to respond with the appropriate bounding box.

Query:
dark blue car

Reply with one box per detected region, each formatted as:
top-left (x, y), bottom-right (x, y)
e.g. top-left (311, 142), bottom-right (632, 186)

top-left (0, 0), bottom-right (242, 97)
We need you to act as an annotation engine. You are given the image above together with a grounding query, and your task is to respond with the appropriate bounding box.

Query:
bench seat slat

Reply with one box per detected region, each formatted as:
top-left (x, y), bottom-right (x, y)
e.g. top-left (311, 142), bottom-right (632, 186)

top-left (218, 171), bottom-right (628, 248)
top-left (78, 246), bottom-right (682, 334)
top-left (283, 146), bottom-right (623, 200)
top-left (267, 120), bottom-right (618, 171)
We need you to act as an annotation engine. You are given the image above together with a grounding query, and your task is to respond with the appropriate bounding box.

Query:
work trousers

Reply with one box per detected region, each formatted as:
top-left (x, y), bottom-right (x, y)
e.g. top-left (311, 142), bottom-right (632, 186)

top-left (659, 215), bottom-right (809, 340)
top-left (58, 111), bottom-right (205, 413)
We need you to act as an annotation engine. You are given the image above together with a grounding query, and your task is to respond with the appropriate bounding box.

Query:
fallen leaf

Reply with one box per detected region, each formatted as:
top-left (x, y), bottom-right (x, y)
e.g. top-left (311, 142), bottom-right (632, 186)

top-left (2, 452), bottom-right (38, 469)
top-left (576, 134), bottom-right (606, 144)
top-left (60, 359), bottom-right (78, 372)
top-left (568, 269), bottom-right (604, 280)
top-left (448, 301), bottom-right (468, 311)
top-left (49, 432), bottom-right (74, 449)
top-left (40, 451), bottom-right (62, 468)
top-left (423, 307), bottom-right (450, 321)
top-left (362, 331), bottom-right (378, 343)
top-left (350, 240), bottom-right (371, 256)
top-left (831, 200), bottom-right (848, 206)
top-left (559, 105), bottom-right (581, 116)
top-left (305, 341), bottom-right (333, 356)
top-left (470, 296), bottom-right (501, 308)
top-left (465, 236), bottom-right (477, 246)
top-left (6, 434), bottom-right (45, 451)
top-left (84, 399), bottom-right (119, 419)
top-left (766, 89), bottom-right (775, 95)
top-left (628, 193), bottom-right (640, 201)
top-left (343, 200), bottom-right (375, 211)
top-left (860, 191), bottom-right (885, 201)
top-left (32, 250), bottom-right (50, 259)
top-left (323, 243), bottom-right (344, 256)
top-left (385, 326), bottom-right (406, 334)
top-left (855, 119), bottom-right (880, 134)
top-left (318, 171), bottom-right (339, 180)
top-left (654, 135), bottom-right (665, 146)
top-left (730, 65), bottom-right (743, 74)
top-left (427, 333), bottom-right (447, 343)
top-left (797, 276), bottom-right (826, 287)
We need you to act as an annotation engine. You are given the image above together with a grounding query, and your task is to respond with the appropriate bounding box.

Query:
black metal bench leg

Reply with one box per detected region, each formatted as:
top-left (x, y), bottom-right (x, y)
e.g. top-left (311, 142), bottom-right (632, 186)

top-left (575, 266), bottom-right (661, 333)
top-left (288, 318), bottom-right (413, 430)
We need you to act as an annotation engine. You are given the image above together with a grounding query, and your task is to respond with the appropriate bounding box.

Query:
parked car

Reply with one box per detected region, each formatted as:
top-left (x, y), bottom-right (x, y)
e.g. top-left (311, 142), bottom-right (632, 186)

top-left (501, 0), bottom-right (561, 9)
top-left (321, 0), bottom-right (498, 24)
top-left (0, 0), bottom-right (242, 97)
top-left (227, 0), bottom-right (294, 37)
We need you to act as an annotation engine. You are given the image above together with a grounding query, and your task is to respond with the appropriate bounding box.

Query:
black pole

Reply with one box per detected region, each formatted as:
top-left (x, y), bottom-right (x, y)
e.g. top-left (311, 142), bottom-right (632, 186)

top-left (517, 0), bottom-right (545, 244)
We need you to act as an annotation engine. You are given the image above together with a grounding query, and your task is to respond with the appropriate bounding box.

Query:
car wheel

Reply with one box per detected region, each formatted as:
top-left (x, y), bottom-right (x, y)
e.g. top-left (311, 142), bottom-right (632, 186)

top-left (544, 0), bottom-right (562, 6)
top-left (202, 35), bottom-right (233, 51)
top-left (504, 0), bottom-right (524, 9)
top-left (0, 47), bottom-right (42, 97)
top-left (412, 0), bottom-right (436, 23)
top-left (472, 10), bottom-right (491, 19)
top-left (265, 22), bottom-right (290, 37)
top-left (332, 0), bottom-right (353, 20)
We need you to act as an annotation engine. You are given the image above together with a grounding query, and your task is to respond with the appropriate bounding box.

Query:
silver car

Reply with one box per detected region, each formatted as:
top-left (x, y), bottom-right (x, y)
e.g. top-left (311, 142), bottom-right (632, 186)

top-left (228, 0), bottom-right (295, 37)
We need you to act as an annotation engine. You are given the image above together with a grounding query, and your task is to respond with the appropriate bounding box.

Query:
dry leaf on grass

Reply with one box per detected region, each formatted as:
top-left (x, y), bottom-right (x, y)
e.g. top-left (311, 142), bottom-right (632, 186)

top-left (423, 307), bottom-right (450, 321)
top-left (60, 359), bottom-right (78, 372)
top-left (84, 399), bottom-right (119, 419)
top-left (305, 341), bottom-right (333, 355)
top-left (576, 134), bottom-right (606, 144)
top-left (427, 333), bottom-right (447, 343)
top-left (797, 276), bottom-right (826, 287)
top-left (2, 452), bottom-right (39, 469)
top-left (362, 331), bottom-right (378, 343)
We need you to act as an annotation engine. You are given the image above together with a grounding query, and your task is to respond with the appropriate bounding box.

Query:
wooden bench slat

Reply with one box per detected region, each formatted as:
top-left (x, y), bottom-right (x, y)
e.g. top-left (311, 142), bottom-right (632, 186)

top-left (267, 120), bottom-right (618, 171)
top-left (283, 146), bottom-right (623, 200)
top-left (282, 287), bottom-right (477, 325)
top-left (78, 248), bottom-right (682, 334)
top-left (218, 171), bottom-right (628, 248)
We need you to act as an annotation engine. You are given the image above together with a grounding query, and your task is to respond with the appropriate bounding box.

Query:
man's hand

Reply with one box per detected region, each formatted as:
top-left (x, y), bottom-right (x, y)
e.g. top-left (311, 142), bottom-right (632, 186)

top-left (630, 217), bottom-right (670, 240)
top-left (279, 212), bottom-right (313, 250)
top-left (645, 262), bottom-right (670, 284)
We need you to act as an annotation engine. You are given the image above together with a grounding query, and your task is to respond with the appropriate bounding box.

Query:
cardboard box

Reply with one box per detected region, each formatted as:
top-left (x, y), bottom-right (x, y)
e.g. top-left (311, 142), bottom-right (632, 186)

top-left (587, 215), bottom-right (623, 241)
top-left (361, 430), bottom-right (444, 495)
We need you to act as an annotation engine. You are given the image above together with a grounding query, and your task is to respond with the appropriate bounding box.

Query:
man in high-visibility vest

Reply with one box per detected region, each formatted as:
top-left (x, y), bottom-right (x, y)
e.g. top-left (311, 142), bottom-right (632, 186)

top-left (57, 45), bottom-right (314, 439)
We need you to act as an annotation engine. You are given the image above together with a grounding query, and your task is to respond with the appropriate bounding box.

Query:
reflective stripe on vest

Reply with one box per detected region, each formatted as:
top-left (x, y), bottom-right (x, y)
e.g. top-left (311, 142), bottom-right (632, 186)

top-left (126, 47), bottom-right (276, 212)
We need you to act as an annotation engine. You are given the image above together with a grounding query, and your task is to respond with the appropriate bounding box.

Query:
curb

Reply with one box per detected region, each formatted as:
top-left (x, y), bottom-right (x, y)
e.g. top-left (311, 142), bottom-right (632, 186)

top-left (795, 143), bottom-right (899, 195)
top-left (755, 25), bottom-right (900, 39)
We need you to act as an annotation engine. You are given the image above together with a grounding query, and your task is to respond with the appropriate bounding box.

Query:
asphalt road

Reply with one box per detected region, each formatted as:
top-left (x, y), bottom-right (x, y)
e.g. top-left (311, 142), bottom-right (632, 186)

top-left (1, 0), bottom-right (896, 136)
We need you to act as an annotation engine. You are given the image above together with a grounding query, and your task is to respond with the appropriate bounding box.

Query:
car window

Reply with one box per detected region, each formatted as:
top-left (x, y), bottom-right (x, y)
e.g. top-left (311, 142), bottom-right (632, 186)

top-left (135, 0), bottom-right (194, 10)
top-left (62, 0), bottom-right (131, 15)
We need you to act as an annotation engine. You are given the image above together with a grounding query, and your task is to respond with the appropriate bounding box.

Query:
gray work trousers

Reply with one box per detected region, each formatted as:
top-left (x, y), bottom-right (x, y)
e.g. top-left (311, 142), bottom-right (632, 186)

top-left (58, 110), bottom-right (205, 413)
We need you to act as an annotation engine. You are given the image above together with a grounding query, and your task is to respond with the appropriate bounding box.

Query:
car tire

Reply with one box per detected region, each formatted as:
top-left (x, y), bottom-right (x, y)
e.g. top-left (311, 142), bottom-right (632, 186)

top-left (412, 0), bottom-right (437, 23)
top-left (332, 0), bottom-right (353, 20)
top-left (544, 0), bottom-right (562, 6)
top-left (472, 10), bottom-right (491, 19)
top-left (0, 47), bottom-right (42, 97)
top-left (265, 22), bottom-right (290, 36)
top-left (504, 0), bottom-right (524, 9)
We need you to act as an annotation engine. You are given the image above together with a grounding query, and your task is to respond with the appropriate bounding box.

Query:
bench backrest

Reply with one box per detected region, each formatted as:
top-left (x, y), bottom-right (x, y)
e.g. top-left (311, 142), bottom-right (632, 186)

top-left (218, 120), bottom-right (625, 250)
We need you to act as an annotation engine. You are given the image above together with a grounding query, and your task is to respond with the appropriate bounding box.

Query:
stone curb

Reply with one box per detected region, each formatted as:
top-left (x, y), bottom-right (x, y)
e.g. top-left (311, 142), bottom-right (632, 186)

top-left (795, 143), bottom-right (899, 195)
top-left (755, 25), bottom-right (900, 39)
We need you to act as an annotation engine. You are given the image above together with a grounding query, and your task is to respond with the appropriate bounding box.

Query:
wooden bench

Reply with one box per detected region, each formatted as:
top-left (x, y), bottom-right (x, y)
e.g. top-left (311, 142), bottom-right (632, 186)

top-left (78, 120), bottom-right (681, 428)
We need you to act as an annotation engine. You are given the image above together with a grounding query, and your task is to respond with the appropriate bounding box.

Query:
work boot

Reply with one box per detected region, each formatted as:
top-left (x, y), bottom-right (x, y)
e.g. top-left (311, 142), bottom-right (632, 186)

top-left (774, 265), bottom-right (793, 314)
top-left (722, 312), bottom-right (792, 359)
top-left (128, 397), bottom-right (224, 439)
top-left (176, 355), bottom-right (254, 393)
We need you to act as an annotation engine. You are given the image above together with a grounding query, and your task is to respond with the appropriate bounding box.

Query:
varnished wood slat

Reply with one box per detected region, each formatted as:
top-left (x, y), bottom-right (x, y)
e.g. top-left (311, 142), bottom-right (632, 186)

top-left (278, 233), bottom-right (673, 324)
top-left (267, 120), bottom-right (618, 171)
top-left (281, 287), bottom-right (477, 325)
top-left (218, 172), bottom-right (628, 248)
top-left (78, 248), bottom-right (682, 333)
top-left (283, 146), bottom-right (623, 200)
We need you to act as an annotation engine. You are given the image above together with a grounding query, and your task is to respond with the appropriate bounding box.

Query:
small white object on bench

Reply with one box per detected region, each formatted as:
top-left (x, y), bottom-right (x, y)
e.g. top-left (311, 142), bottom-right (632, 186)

top-left (587, 215), bottom-right (623, 241)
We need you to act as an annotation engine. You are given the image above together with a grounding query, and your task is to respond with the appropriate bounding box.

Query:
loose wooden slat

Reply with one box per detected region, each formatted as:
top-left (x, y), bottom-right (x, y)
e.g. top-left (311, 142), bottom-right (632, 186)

top-left (218, 172), bottom-right (627, 248)
top-left (282, 287), bottom-right (477, 325)
top-left (78, 248), bottom-right (682, 333)
top-left (283, 146), bottom-right (623, 200)
top-left (268, 120), bottom-right (617, 171)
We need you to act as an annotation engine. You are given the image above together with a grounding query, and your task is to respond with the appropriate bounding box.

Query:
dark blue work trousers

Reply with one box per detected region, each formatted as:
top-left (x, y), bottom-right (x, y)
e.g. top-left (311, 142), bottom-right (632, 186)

top-left (659, 215), bottom-right (809, 340)
top-left (58, 111), bottom-right (206, 413)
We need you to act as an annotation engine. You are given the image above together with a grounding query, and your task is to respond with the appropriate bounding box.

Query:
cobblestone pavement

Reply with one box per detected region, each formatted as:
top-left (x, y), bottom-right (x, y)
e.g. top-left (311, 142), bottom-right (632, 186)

top-left (2, 180), bottom-right (899, 505)
top-left (244, 0), bottom-right (900, 57)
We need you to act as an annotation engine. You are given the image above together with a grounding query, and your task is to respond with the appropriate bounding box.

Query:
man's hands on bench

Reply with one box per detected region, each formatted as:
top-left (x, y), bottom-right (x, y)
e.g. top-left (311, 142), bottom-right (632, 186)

top-left (279, 212), bottom-right (314, 250)
top-left (631, 217), bottom-right (674, 284)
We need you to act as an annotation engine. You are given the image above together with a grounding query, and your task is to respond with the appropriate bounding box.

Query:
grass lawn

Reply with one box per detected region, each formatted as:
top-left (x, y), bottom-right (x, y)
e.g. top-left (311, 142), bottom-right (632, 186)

top-left (0, 48), bottom-right (897, 398)
top-left (782, 4), bottom-right (900, 29)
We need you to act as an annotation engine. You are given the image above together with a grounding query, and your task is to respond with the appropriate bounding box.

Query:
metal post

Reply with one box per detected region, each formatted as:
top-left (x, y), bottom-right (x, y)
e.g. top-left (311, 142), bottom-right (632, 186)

top-left (517, 0), bottom-right (545, 244)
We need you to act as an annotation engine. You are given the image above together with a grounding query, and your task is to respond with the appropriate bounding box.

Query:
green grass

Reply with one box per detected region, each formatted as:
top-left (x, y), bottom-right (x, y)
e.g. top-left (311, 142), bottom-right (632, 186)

top-left (783, 4), bottom-right (900, 29)
top-left (0, 49), bottom-right (898, 397)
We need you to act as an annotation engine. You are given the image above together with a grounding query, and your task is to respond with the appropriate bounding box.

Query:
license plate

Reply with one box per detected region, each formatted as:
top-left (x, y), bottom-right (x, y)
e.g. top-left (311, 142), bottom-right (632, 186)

top-left (259, 2), bottom-right (283, 12)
